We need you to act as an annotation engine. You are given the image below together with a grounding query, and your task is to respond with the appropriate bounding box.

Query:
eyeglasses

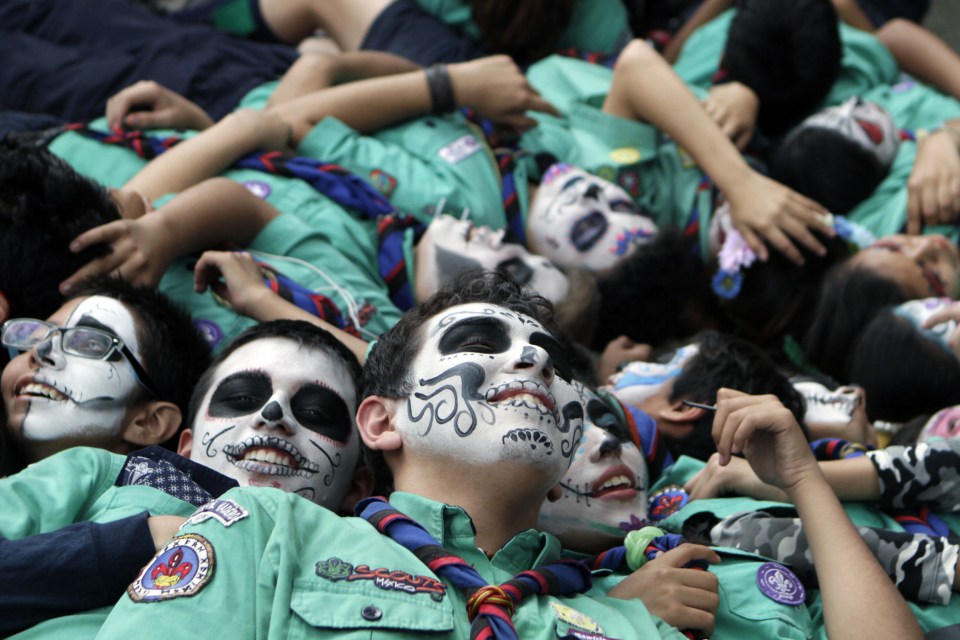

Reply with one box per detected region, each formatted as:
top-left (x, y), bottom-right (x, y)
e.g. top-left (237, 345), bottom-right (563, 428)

top-left (1, 318), bottom-right (160, 398)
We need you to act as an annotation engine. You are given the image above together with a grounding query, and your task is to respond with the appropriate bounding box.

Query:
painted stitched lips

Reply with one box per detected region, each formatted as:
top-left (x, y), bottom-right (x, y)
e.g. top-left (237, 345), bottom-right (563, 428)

top-left (221, 435), bottom-right (320, 478)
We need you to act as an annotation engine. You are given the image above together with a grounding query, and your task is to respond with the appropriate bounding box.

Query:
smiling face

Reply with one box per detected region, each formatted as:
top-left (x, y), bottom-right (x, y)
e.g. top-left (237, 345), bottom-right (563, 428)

top-left (396, 302), bottom-right (584, 484)
top-left (527, 164), bottom-right (657, 273)
top-left (186, 338), bottom-right (359, 507)
top-left (538, 385), bottom-right (648, 553)
top-left (1, 296), bottom-right (146, 459)
top-left (415, 216), bottom-right (570, 305)
top-left (802, 97), bottom-right (900, 168)
top-left (849, 234), bottom-right (960, 299)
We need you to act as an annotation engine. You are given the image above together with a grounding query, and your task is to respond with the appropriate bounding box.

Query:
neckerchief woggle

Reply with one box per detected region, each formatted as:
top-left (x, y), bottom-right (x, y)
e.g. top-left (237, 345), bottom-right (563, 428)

top-left (357, 496), bottom-right (591, 640)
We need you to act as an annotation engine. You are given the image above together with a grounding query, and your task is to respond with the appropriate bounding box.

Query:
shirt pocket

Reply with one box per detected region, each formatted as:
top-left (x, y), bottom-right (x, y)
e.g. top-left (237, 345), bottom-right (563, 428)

top-left (713, 559), bottom-right (813, 640)
top-left (288, 577), bottom-right (455, 639)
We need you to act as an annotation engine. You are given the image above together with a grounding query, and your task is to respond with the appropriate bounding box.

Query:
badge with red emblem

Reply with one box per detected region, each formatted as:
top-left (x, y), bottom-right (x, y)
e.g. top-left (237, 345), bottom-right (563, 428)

top-left (128, 533), bottom-right (215, 603)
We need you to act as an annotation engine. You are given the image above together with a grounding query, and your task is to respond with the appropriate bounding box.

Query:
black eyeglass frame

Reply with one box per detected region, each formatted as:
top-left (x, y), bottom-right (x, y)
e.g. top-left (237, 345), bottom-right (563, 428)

top-left (1, 318), bottom-right (160, 398)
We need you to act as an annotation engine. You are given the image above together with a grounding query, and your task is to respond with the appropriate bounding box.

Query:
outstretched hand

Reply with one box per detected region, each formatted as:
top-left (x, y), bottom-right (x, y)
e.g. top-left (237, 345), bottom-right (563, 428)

top-left (449, 55), bottom-right (561, 130)
top-left (106, 80), bottom-right (214, 131)
top-left (61, 215), bottom-right (175, 293)
top-left (711, 389), bottom-right (818, 493)
top-left (907, 128), bottom-right (960, 234)
top-left (193, 250), bottom-right (270, 318)
top-left (702, 81), bottom-right (758, 151)
top-left (608, 544), bottom-right (720, 636)
top-left (725, 172), bottom-right (832, 265)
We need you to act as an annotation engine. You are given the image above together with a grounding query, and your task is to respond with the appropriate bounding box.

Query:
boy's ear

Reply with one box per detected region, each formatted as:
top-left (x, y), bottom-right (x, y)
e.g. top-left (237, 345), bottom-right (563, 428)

top-left (339, 464), bottom-right (375, 515)
top-left (356, 396), bottom-right (402, 453)
top-left (0, 291), bottom-right (9, 324)
top-left (177, 428), bottom-right (194, 458)
top-left (546, 484), bottom-right (563, 502)
top-left (659, 400), bottom-right (707, 425)
top-left (122, 401), bottom-right (183, 447)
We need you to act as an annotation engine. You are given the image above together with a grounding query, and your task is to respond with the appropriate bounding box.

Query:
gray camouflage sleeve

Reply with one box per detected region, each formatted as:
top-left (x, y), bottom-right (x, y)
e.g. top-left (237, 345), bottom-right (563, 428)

top-left (867, 440), bottom-right (960, 512)
top-left (710, 511), bottom-right (959, 605)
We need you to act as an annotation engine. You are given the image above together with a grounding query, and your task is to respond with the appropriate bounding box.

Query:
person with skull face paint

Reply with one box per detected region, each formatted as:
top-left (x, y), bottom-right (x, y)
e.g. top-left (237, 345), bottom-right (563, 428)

top-left (97, 272), bottom-right (690, 640)
top-left (0, 319), bottom-right (371, 637)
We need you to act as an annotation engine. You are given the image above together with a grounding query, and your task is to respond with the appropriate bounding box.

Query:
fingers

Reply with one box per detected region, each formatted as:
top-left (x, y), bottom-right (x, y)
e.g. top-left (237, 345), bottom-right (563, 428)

top-left (69, 220), bottom-right (126, 254)
top-left (735, 225), bottom-right (769, 262)
top-left (192, 251), bottom-right (229, 293)
top-left (907, 186), bottom-right (923, 235)
top-left (527, 93), bottom-right (561, 118)
top-left (653, 543), bottom-right (722, 569)
top-left (924, 303), bottom-right (960, 328)
top-left (106, 81), bottom-right (161, 130)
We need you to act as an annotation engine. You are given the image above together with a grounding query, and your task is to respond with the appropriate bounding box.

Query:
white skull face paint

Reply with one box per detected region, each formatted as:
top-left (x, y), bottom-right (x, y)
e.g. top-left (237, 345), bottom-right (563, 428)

top-left (802, 97), bottom-right (900, 168)
top-left (1, 296), bottom-right (145, 453)
top-left (794, 381), bottom-right (861, 427)
top-left (398, 303), bottom-right (584, 479)
top-left (528, 164), bottom-right (657, 273)
top-left (415, 216), bottom-right (570, 305)
top-left (893, 297), bottom-right (958, 355)
top-left (538, 384), bottom-right (648, 553)
top-left (919, 405), bottom-right (960, 442)
top-left (188, 338), bottom-right (359, 508)
top-left (608, 344), bottom-right (700, 408)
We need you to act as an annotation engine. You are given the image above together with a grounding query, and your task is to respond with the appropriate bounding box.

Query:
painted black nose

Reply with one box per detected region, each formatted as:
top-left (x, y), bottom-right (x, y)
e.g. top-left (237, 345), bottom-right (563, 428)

top-left (261, 400), bottom-right (283, 422)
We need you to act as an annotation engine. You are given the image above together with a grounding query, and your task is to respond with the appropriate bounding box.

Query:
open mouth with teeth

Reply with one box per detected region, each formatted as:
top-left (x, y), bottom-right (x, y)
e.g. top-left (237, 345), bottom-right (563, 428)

top-left (222, 436), bottom-right (320, 478)
top-left (485, 380), bottom-right (559, 422)
top-left (17, 382), bottom-right (70, 403)
top-left (590, 473), bottom-right (637, 499)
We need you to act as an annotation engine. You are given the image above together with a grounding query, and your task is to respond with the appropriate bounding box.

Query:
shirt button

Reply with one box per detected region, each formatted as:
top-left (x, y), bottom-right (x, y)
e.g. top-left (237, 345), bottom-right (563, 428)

top-left (361, 605), bottom-right (383, 621)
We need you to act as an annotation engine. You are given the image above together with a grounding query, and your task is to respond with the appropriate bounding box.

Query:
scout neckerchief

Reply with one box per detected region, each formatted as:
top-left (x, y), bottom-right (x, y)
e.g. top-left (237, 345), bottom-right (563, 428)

top-left (459, 109), bottom-right (527, 245)
top-left (256, 258), bottom-right (361, 337)
top-left (589, 532), bottom-right (707, 640)
top-left (63, 124), bottom-right (396, 220)
top-left (357, 497), bottom-right (591, 640)
top-left (375, 215), bottom-right (426, 311)
top-left (554, 48), bottom-right (619, 69)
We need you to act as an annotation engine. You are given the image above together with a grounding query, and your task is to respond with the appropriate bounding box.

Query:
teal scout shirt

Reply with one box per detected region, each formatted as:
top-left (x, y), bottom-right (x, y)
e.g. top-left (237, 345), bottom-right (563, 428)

top-left (1, 447), bottom-right (199, 640)
top-left (98, 489), bottom-right (684, 639)
top-left (651, 456), bottom-right (960, 635)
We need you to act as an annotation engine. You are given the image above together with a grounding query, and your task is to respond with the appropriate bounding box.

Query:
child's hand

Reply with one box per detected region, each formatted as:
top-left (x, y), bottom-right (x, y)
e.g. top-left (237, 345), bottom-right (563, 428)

top-left (712, 389), bottom-right (818, 493)
top-left (448, 55), bottom-right (560, 130)
top-left (106, 80), bottom-right (214, 131)
top-left (61, 214), bottom-right (175, 292)
top-left (608, 544), bottom-right (720, 635)
top-left (193, 250), bottom-right (271, 318)
top-left (685, 453), bottom-right (788, 502)
top-left (724, 172), bottom-right (831, 265)
top-left (702, 81), bottom-right (758, 150)
top-left (907, 128), bottom-right (960, 234)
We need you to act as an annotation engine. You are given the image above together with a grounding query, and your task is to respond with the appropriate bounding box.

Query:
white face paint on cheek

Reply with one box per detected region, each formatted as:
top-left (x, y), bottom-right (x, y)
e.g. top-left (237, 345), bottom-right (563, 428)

top-left (19, 296), bottom-right (143, 445)
top-left (189, 339), bottom-right (359, 508)
top-left (528, 164), bottom-right (657, 272)
top-left (802, 98), bottom-right (900, 167)
top-left (608, 344), bottom-right (700, 408)
top-left (397, 303), bottom-right (584, 475)
top-left (537, 403), bottom-right (649, 553)
top-left (794, 381), bottom-right (860, 428)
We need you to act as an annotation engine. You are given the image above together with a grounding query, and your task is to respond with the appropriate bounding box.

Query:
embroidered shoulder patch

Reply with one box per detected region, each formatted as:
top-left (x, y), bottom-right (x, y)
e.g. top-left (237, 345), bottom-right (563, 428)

top-left (370, 169), bottom-right (398, 198)
top-left (437, 134), bottom-right (481, 164)
top-left (756, 562), bottom-right (806, 605)
top-left (647, 485), bottom-right (689, 522)
top-left (184, 499), bottom-right (248, 528)
top-left (128, 533), bottom-right (215, 603)
top-left (316, 557), bottom-right (447, 601)
top-left (550, 602), bottom-right (608, 639)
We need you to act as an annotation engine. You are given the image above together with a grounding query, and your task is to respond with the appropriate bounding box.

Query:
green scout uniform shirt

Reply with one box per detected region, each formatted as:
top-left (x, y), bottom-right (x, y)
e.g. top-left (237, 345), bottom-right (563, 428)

top-left (652, 456), bottom-right (960, 635)
top-left (412, 0), bottom-right (632, 56)
top-left (97, 489), bottom-right (684, 639)
top-left (1, 447), bottom-right (198, 640)
top-left (158, 213), bottom-right (403, 351)
top-left (521, 55), bottom-right (710, 234)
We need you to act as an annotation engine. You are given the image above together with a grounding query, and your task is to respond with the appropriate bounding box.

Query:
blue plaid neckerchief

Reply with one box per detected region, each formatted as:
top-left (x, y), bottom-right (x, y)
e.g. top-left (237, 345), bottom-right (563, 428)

top-left (356, 496), bottom-right (591, 640)
top-left (375, 214), bottom-right (425, 311)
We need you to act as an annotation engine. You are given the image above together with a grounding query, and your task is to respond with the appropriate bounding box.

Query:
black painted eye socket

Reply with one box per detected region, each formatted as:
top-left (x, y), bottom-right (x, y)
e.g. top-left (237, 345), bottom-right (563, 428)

top-left (496, 256), bottom-right (533, 286)
top-left (439, 318), bottom-right (511, 355)
top-left (208, 372), bottom-right (272, 418)
top-left (291, 384), bottom-right (352, 443)
top-left (571, 211), bottom-right (608, 252)
top-left (587, 397), bottom-right (630, 442)
top-left (530, 332), bottom-right (573, 382)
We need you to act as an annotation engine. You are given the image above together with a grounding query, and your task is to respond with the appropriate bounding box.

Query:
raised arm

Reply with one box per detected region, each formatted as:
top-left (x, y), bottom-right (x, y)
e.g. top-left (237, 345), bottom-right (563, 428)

top-left (603, 39), bottom-right (832, 264)
top-left (711, 388), bottom-right (922, 640)
top-left (61, 178), bottom-right (279, 292)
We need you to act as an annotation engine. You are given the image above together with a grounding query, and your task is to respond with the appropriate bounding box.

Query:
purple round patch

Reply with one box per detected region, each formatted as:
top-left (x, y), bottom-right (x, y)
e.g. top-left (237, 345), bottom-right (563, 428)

top-left (193, 319), bottom-right (223, 348)
top-left (243, 180), bottom-right (272, 199)
top-left (756, 562), bottom-right (806, 605)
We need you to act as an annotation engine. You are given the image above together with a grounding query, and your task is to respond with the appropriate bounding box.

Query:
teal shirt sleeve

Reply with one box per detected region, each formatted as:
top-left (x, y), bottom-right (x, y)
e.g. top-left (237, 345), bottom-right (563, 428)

top-left (0, 447), bottom-right (124, 538)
